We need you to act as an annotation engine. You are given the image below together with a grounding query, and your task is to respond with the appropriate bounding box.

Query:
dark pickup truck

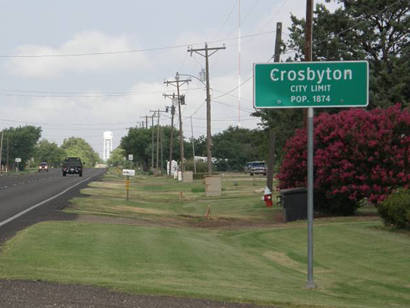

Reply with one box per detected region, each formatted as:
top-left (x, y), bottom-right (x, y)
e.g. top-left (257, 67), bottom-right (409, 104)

top-left (62, 157), bottom-right (83, 177)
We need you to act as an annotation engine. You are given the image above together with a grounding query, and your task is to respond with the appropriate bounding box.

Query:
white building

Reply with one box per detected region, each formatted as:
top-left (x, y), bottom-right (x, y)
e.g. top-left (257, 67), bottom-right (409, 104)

top-left (103, 131), bottom-right (113, 161)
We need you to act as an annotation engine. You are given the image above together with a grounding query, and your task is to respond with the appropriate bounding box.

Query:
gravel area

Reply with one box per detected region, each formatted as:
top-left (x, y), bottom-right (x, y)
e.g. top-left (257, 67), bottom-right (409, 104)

top-left (0, 280), bottom-right (276, 308)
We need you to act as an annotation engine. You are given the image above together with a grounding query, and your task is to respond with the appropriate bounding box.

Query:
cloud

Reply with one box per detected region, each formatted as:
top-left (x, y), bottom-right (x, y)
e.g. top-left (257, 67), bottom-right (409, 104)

top-left (6, 31), bottom-right (148, 78)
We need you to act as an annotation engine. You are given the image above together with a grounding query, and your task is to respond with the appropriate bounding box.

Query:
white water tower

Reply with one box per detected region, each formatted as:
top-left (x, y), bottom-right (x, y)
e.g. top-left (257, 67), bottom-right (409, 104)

top-left (103, 131), bottom-right (113, 161)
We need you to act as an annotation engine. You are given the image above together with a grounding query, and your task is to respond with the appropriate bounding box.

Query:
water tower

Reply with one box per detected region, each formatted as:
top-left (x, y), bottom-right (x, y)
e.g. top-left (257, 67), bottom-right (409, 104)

top-left (103, 131), bottom-right (113, 161)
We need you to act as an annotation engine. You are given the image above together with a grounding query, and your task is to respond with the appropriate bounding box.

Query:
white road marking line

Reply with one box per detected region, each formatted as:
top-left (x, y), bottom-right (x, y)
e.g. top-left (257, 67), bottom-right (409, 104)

top-left (0, 176), bottom-right (91, 228)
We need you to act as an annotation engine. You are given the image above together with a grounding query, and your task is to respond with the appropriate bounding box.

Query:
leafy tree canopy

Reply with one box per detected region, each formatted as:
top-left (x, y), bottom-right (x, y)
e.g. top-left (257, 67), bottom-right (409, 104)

top-left (1, 126), bottom-right (42, 169)
top-left (121, 126), bottom-right (191, 170)
top-left (254, 0), bottom-right (409, 165)
top-left (287, 0), bottom-right (409, 108)
top-left (211, 126), bottom-right (267, 171)
top-left (34, 139), bottom-right (65, 167)
top-left (61, 137), bottom-right (100, 167)
top-left (107, 147), bottom-right (126, 167)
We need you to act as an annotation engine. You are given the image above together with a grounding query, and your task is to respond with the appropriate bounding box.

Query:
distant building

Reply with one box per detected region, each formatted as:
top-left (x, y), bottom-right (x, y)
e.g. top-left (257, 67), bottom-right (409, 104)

top-left (103, 131), bottom-right (113, 161)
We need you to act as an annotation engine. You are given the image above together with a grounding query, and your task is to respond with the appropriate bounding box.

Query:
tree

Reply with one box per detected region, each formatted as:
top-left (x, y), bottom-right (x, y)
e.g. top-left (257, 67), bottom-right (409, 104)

top-left (107, 147), bottom-right (126, 167)
top-left (278, 105), bottom-right (410, 215)
top-left (255, 0), bottom-right (409, 168)
top-left (34, 139), bottom-right (65, 167)
top-left (1, 126), bottom-right (42, 170)
top-left (121, 126), bottom-right (191, 171)
top-left (287, 0), bottom-right (409, 108)
top-left (61, 137), bottom-right (100, 167)
top-left (211, 126), bottom-right (267, 171)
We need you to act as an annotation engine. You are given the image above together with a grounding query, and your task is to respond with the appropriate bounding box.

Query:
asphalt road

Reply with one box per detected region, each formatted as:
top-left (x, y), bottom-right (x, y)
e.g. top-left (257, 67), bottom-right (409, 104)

top-left (0, 168), bottom-right (106, 243)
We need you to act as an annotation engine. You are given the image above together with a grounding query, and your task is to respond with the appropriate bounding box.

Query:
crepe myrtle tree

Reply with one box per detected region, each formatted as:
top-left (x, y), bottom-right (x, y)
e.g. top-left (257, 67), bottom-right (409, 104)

top-left (278, 104), bottom-right (410, 215)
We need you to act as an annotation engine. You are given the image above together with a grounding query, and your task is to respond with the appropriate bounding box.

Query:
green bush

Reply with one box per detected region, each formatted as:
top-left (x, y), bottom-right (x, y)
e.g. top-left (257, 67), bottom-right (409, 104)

top-left (191, 186), bottom-right (205, 193)
top-left (377, 189), bottom-right (410, 229)
top-left (185, 160), bottom-right (208, 173)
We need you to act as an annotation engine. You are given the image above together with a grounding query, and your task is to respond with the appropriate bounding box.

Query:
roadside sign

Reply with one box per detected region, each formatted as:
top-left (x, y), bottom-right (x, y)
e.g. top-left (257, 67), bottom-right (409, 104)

top-left (122, 169), bottom-right (135, 176)
top-left (15, 158), bottom-right (21, 163)
top-left (128, 154), bottom-right (133, 161)
top-left (254, 61), bottom-right (368, 108)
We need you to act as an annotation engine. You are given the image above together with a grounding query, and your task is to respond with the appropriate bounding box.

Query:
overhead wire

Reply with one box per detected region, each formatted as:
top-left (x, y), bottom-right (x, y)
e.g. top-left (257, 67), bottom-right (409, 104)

top-left (0, 29), bottom-right (276, 59)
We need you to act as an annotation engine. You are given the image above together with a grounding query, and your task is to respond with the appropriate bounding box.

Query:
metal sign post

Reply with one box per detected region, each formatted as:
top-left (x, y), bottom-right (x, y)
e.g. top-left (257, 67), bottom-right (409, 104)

top-left (122, 169), bottom-right (135, 201)
top-left (306, 107), bottom-right (315, 288)
top-left (125, 175), bottom-right (130, 201)
top-left (253, 60), bottom-right (368, 288)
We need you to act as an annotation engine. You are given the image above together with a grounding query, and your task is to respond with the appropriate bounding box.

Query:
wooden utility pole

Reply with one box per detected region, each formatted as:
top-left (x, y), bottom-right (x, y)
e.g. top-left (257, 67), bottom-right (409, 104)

top-left (6, 134), bottom-right (9, 172)
top-left (150, 109), bottom-right (168, 172)
top-left (0, 131), bottom-right (3, 172)
top-left (150, 113), bottom-right (155, 170)
top-left (140, 116), bottom-right (149, 129)
top-left (156, 110), bottom-right (160, 170)
top-left (188, 43), bottom-right (226, 175)
top-left (163, 93), bottom-right (177, 176)
top-left (266, 22), bottom-right (282, 192)
top-left (190, 116), bottom-right (197, 174)
top-left (164, 73), bottom-right (191, 180)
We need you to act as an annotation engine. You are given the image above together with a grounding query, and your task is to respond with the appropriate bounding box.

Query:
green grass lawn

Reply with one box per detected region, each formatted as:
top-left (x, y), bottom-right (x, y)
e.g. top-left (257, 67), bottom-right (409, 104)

top-left (0, 221), bottom-right (408, 307)
top-left (65, 171), bottom-right (279, 224)
top-left (0, 170), bottom-right (408, 307)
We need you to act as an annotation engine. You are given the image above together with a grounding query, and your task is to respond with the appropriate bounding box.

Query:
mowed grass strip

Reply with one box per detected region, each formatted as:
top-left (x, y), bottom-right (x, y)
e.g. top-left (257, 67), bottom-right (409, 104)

top-left (66, 172), bottom-right (277, 223)
top-left (0, 221), bottom-right (409, 307)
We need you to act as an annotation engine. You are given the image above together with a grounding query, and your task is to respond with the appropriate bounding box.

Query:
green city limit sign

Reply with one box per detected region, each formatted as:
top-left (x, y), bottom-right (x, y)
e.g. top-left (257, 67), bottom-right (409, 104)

top-left (253, 61), bottom-right (368, 108)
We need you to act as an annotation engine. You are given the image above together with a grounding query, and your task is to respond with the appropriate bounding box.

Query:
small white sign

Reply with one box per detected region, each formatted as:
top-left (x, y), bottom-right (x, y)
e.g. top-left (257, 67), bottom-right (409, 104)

top-left (15, 158), bottom-right (21, 163)
top-left (128, 154), bottom-right (133, 161)
top-left (122, 169), bottom-right (135, 176)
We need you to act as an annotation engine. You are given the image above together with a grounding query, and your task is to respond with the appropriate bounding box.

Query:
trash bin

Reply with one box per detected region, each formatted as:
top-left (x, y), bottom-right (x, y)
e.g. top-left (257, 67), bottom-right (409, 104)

top-left (280, 187), bottom-right (307, 222)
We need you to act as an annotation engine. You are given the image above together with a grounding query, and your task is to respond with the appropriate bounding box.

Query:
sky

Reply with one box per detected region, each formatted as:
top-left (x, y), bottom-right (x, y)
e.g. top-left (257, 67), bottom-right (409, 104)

top-left (0, 0), bottom-right (339, 159)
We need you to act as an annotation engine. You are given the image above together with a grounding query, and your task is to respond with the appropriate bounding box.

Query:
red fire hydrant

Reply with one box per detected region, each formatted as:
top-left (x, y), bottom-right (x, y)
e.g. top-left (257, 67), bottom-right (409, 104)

top-left (264, 187), bottom-right (273, 207)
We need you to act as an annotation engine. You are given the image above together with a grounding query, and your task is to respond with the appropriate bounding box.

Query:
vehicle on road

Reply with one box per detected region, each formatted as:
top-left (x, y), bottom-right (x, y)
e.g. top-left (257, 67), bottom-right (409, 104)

top-left (245, 161), bottom-right (266, 176)
top-left (38, 162), bottom-right (49, 172)
top-left (62, 157), bottom-right (83, 177)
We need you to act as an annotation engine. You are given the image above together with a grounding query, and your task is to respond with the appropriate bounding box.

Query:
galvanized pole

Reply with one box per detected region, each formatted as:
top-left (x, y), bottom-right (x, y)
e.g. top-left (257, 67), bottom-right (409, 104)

top-left (305, 0), bottom-right (316, 289)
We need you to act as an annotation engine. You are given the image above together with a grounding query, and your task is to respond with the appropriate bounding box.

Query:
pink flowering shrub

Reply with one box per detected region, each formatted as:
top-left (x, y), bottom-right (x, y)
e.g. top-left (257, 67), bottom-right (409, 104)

top-left (278, 104), bottom-right (410, 215)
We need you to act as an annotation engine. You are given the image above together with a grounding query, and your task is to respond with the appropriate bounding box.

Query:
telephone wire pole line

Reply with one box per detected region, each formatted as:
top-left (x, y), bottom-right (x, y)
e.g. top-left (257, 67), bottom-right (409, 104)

top-left (187, 43), bottom-right (226, 175)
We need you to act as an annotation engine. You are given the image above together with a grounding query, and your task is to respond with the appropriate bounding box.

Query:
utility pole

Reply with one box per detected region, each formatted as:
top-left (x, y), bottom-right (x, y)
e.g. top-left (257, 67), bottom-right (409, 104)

top-left (188, 43), bottom-right (226, 175)
top-left (305, 0), bottom-right (316, 289)
top-left (190, 116), bottom-right (197, 174)
top-left (156, 110), bottom-right (160, 170)
top-left (150, 113), bottom-right (155, 170)
top-left (0, 131), bottom-right (3, 172)
top-left (150, 108), bottom-right (168, 173)
top-left (163, 93), bottom-right (177, 176)
top-left (6, 134), bottom-right (9, 172)
top-left (266, 22), bottom-right (282, 192)
top-left (164, 73), bottom-right (191, 180)
top-left (160, 127), bottom-right (164, 175)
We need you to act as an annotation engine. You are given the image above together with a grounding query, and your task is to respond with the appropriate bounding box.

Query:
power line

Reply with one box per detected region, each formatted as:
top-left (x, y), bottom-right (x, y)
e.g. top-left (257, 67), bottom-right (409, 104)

top-left (0, 30), bottom-right (274, 59)
top-left (0, 87), bottom-right (204, 98)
